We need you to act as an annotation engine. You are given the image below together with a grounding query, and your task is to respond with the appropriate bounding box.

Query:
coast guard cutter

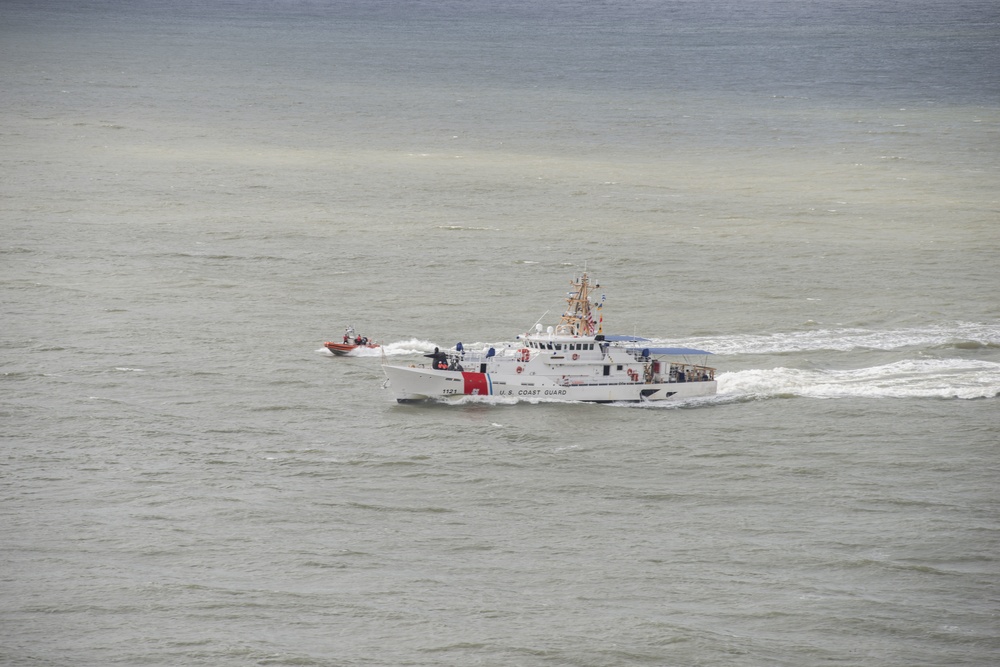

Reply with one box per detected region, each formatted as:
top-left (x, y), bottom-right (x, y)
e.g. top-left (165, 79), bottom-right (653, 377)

top-left (382, 272), bottom-right (717, 403)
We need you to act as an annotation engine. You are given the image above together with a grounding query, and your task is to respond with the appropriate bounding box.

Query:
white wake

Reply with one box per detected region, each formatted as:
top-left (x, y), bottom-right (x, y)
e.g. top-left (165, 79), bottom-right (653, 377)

top-left (717, 358), bottom-right (1000, 400)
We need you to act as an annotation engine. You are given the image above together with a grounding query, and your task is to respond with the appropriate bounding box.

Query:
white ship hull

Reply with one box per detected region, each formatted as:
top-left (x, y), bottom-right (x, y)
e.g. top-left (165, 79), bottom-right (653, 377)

top-left (383, 363), bottom-right (716, 403)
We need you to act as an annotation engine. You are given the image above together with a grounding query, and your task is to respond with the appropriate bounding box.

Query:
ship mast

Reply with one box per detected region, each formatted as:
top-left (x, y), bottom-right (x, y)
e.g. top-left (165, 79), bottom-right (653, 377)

top-left (556, 272), bottom-right (599, 336)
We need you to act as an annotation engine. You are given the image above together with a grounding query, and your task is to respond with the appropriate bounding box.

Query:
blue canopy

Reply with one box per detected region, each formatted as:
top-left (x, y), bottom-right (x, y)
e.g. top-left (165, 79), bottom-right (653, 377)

top-left (627, 347), bottom-right (713, 356)
top-left (603, 334), bottom-right (651, 342)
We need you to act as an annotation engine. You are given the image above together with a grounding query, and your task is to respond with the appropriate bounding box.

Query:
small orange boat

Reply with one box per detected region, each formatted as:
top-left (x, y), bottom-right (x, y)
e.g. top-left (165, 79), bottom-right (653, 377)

top-left (325, 326), bottom-right (379, 356)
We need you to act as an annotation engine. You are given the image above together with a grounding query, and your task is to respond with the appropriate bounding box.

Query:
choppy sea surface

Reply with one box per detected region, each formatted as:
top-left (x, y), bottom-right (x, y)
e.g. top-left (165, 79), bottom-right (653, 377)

top-left (2, 1), bottom-right (999, 665)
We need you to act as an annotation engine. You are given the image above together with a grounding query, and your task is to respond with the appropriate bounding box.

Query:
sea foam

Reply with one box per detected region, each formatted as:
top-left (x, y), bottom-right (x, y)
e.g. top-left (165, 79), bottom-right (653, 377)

top-left (717, 358), bottom-right (1000, 400)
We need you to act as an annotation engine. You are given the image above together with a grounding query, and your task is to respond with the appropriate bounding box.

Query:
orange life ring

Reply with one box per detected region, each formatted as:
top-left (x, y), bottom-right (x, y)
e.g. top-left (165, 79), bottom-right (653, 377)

top-left (516, 366), bottom-right (523, 374)
top-left (572, 353), bottom-right (579, 360)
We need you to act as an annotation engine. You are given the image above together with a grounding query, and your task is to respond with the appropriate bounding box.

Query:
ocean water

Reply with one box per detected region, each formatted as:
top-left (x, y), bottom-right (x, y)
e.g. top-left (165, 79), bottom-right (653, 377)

top-left (2, 0), bottom-right (999, 665)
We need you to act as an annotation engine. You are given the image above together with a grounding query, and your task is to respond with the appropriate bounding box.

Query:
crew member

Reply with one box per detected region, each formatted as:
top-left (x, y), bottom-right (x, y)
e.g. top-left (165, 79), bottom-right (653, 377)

top-left (424, 347), bottom-right (449, 370)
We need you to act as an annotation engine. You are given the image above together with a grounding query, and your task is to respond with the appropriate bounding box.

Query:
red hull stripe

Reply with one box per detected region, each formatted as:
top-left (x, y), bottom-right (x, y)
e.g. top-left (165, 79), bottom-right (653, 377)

top-left (462, 372), bottom-right (491, 396)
